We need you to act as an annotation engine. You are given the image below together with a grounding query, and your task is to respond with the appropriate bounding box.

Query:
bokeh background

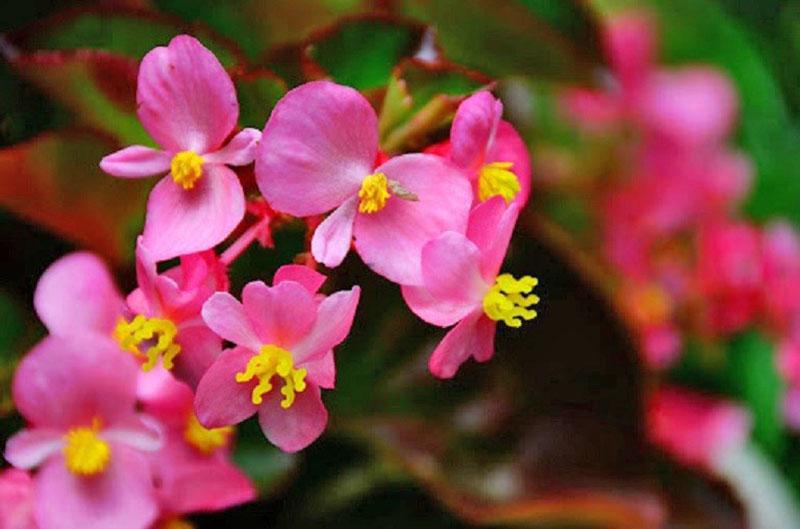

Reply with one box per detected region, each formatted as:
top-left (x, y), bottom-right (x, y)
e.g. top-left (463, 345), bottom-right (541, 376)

top-left (4, 1), bottom-right (800, 528)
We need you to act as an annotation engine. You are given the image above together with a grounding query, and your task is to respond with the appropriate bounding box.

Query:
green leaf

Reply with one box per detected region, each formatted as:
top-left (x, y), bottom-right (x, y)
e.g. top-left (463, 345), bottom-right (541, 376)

top-left (304, 16), bottom-right (428, 91)
top-left (234, 69), bottom-right (287, 129)
top-left (0, 131), bottom-right (149, 263)
top-left (232, 418), bottom-right (296, 494)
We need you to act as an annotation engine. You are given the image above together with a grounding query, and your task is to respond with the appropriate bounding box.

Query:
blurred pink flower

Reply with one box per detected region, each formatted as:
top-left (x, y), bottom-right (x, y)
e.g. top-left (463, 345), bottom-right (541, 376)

top-left (139, 370), bottom-right (255, 516)
top-left (101, 35), bottom-right (260, 260)
top-left (402, 198), bottom-right (539, 378)
top-left (195, 265), bottom-right (359, 452)
top-left (762, 222), bottom-right (800, 331)
top-left (255, 80), bottom-right (471, 285)
top-left (0, 469), bottom-right (36, 529)
top-left (4, 337), bottom-right (162, 529)
top-left (647, 386), bottom-right (751, 470)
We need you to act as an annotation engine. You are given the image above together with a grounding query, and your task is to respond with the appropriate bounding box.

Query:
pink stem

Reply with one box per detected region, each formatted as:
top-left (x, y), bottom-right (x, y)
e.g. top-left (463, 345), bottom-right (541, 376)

top-left (220, 218), bottom-right (268, 265)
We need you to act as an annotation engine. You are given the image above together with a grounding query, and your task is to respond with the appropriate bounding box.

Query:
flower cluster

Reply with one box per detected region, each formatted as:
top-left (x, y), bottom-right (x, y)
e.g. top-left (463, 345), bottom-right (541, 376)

top-left (3, 35), bottom-right (537, 529)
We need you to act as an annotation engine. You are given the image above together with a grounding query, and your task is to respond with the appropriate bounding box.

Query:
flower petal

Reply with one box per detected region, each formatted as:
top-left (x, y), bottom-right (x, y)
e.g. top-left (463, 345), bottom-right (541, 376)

top-left (255, 80), bottom-right (376, 216)
top-left (201, 292), bottom-right (262, 351)
top-left (173, 325), bottom-right (222, 389)
top-left (428, 311), bottom-right (495, 379)
top-left (241, 280), bottom-right (317, 348)
top-left (34, 252), bottom-right (125, 337)
top-left (487, 121), bottom-right (532, 207)
top-left (273, 264), bottom-right (327, 294)
top-left (450, 91), bottom-right (503, 170)
top-left (354, 154), bottom-right (472, 285)
top-left (142, 164), bottom-right (245, 261)
top-left (311, 196), bottom-right (357, 268)
top-left (34, 445), bottom-right (158, 529)
top-left (102, 415), bottom-right (162, 452)
top-left (194, 346), bottom-right (259, 429)
top-left (304, 350), bottom-right (335, 389)
top-left (13, 335), bottom-right (139, 429)
top-left (257, 384), bottom-right (327, 453)
top-left (203, 128), bottom-right (261, 166)
top-left (466, 197), bottom-right (520, 281)
top-left (99, 145), bottom-right (171, 178)
top-left (4, 429), bottom-right (63, 470)
top-left (293, 287), bottom-right (360, 365)
top-left (137, 35), bottom-right (237, 153)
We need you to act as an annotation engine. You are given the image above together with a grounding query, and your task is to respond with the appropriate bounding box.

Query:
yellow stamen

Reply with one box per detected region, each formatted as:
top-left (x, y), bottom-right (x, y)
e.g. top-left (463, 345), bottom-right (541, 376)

top-left (235, 345), bottom-right (307, 408)
top-left (478, 161), bottom-right (520, 203)
top-left (113, 315), bottom-right (181, 371)
top-left (483, 273), bottom-right (540, 327)
top-left (358, 172), bottom-right (391, 213)
top-left (63, 418), bottom-right (110, 476)
top-left (171, 151), bottom-right (204, 190)
top-left (184, 413), bottom-right (232, 455)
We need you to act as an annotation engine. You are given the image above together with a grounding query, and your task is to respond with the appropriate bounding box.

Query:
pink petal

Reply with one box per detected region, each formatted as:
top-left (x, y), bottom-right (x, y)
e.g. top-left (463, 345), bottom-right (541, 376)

top-left (257, 384), bottom-right (328, 452)
top-left (428, 311), bottom-right (495, 379)
top-left (201, 292), bottom-right (262, 351)
top-left (466, 197), bottom-right (520, 280)
top-left (560, 89), bottom-right (622, 130)
top-left (293, 287), bottom-right (360, 365)
top-left (102, 415), bottom-right (162, 452)
top-left (0, 469), bottom-right (36, 529)
top-left (605, 12), bottom-right (656, 94)
top-left (13, 335), bottom-right (139, 429)
top-left (354, 154), bottom-right (472, 285)
top-left (99, 145), bottom-right (171, 178)
top-left (132, 237), bottom-right (163, 315)
top-left (173, 325), bottom-right (222, 389)
top-left (34, 445), bottom-right (157, 529)
top-left (255, 80), bottom-right (376, 216)
top-left (203, 128), bottom-right (261, 166)
top-left (194, 346), bottom-right (259, 428)
top-left (450, 91), bottom-right (503, 171)
top-left (34, 252), bottom-right (125, 337)
top-left (419, 231), bottom-right (485, 307)
top-left (487, 121), bottom-right (532, 207)
top-left (137, 35), bottom-right (237, 153)
top-left (273, 264), bottom-right (327, 294)
top-left (4, 429), bottom-right (63, 470)
top-left (311, 196), bottom-right (358, 268)
top-left (142, 164), bottom-right (245, 261)
top-left (304, 350), bottom-right (335, 389)
top-left (242, 280), bottom-right (317, 348)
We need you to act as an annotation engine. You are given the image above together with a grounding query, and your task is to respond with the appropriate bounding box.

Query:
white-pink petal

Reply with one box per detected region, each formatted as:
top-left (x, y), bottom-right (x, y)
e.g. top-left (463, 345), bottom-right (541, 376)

top-left (4, 429), bottom-right (63, 470)
top-left (99, 145), bottom-right (171, 178)
top-left (203, 128), bottom-right (261, 166)
top-left (311, 197), bottom-right (358, 268)
top-left (201, 292), bottom-right (262, 351)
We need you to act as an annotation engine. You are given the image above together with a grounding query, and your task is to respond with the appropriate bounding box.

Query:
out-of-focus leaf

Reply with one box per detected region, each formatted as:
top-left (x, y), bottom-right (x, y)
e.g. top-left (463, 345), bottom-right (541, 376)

top-left (725, 331), bottom-right (786, 458)
top-left (154, 0), bottom-right (371, 61)
top-left (233, 68), bottom-right (287, 129)
top-left (8, 50), bottom-right (149, 146)
top-left (588, 0), bottom-right (800, 226)
top-left (0, 292), bottom-right (26, 417)
top-left (8, 7), bottom-right (243, 66)
top-left (303, 15), bottom-right (431, 91)
top-left (399, 0), bottom-right (597, 81)
top-left (0, 131), bottom-right (149, 263)
top-left (379, 59), bottom-right (490, 153)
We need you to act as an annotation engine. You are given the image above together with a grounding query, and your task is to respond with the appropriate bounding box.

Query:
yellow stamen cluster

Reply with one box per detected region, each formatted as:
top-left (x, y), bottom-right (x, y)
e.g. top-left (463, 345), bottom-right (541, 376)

top-left (235, 345), bottom-right (307, 408)
top-left (171, 151), bottom-right (204, 190)
top-left (483, 274), bottom-right (540, 327)
top-left (478, 161), bottom-right (520, 203)
top-left (358, 172), bottom-right (391, 213)
top-left (63, 419), bottom-right (111, 476)
top-left (113, 315), bottom-right (180, 371)
top-left (183, 413), bottom-right (232, 455)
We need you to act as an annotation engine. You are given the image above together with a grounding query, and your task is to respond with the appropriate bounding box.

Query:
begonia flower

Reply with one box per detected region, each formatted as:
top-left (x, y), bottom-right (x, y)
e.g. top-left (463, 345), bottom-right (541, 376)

top-left (195, 265), bottom-right (359, 452)
top-left (138, 369), bottom-right (255, 516)
top-left (100, 35), bottom-right (260, 260)
top-left (33, 241), bottom-right (227, 388)
top-left (255, 80), bottom-right (471, 285)
top-left (0, 469), bottom-right (36, 529)
top-left (4, 337), bottom-right (162, 529)
top-left (402, 198), bottom-right (539, 378)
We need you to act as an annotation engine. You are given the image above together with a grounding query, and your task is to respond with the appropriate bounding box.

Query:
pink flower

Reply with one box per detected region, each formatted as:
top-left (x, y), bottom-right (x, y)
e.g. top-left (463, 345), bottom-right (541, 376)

top-left (783, 387), bottom-right (800, 430)
top-left (195, 265), bottom-right (360, 452)
top-left (33, 242), bottom-right (227, 388)
top-left (402, 198), bottom-right (539, 378)
top-left (255, 80), bottom-right (471, 285)
top-left (4, 337), bottom-right (162, 529)
top-left (447, 91), bottom-right (531, 207)
top-left (139, 370), bottom-right (255, 516)
top-left (762, 222), bottom-right (800, 331)
top-left (0, 469), bottom-right (36, 529)
top-left (647, 386), bottom-right (751, 471)
top-left (100, 35), bottom-right (260, 261)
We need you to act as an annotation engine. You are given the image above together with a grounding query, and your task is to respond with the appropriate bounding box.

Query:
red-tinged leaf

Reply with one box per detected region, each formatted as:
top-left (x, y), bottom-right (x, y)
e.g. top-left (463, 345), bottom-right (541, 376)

top-left (0, 131), bottom-right (149, 263)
